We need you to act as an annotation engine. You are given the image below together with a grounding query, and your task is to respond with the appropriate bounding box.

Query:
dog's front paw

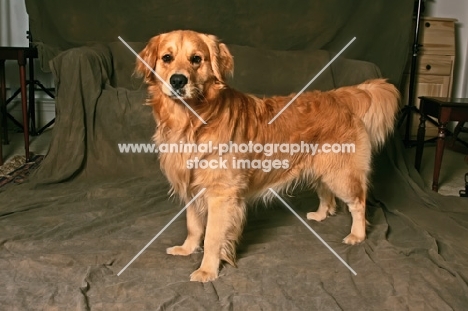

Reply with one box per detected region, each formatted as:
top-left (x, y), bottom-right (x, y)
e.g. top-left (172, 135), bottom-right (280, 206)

top-left (342, 233), bottom-right (365, 245)
top-left (166, 245), bottom-right (194, 256)
top-left (307, 211), bottom-right (327, 222)
top-left (190, 268), bottom-right (218, 282)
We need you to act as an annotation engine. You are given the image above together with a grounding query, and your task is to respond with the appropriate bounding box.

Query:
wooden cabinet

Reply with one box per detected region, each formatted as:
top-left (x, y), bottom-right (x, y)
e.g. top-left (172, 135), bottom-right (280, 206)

top-left (401, 17), bottom-right (457, 139)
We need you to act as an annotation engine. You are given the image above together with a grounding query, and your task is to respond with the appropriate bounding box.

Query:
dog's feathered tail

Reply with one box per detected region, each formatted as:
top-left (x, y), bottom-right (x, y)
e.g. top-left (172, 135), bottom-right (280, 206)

top-left (341, 79), bottom-right (400, 150)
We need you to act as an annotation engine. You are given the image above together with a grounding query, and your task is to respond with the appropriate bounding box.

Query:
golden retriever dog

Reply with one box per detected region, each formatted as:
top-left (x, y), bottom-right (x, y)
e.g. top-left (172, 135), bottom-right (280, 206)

top-left (135, 30), bottom-right (399, 282)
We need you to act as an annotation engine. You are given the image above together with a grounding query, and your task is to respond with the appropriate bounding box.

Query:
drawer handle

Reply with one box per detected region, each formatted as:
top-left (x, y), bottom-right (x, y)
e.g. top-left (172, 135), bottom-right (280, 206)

top-left (425, 22), bottom-right (431, 27)
top-left (426, 64), bottom-right (431, 70)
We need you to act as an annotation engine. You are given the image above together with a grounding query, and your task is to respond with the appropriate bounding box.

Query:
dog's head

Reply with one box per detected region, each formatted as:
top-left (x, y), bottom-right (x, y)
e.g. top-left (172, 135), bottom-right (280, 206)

top-left (135, 30), bottom-right (234, 99)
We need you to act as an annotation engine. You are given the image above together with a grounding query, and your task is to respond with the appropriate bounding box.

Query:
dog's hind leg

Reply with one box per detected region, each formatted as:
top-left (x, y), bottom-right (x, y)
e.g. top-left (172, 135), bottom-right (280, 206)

top-left (190, 194), bottom-right (246, 282)
top-left (167, 201), bottom-right (206, 256)
top-left (322, 170), bottom-right (368, 245)
top-left (341, 195), bottom-right (366, 245)
top-left (307, 182), bottom-right (336, 222)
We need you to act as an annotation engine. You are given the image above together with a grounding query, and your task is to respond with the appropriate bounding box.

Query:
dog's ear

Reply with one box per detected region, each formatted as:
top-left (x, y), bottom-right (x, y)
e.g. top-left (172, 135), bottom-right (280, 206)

top-left (203, 34), bottom-right (234, 82)
top-left (135, 35), bottom-right (161, 83)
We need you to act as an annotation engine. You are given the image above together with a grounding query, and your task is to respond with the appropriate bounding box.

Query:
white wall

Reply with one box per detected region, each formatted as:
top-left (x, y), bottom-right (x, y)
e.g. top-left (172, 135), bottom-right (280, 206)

top-left (426, 0), bottom-right (468, 97)
top-left (0, 0), bottom-right (28, 47)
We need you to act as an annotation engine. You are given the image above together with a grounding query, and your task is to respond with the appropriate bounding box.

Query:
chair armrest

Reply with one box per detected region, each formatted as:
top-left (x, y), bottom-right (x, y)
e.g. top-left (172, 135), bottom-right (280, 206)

top-left (32, 44), bottom-right (113, 184)
top-left (50, 44), bottom-right (113, 92)
top-left (331, 58), bottom-right (383, 88)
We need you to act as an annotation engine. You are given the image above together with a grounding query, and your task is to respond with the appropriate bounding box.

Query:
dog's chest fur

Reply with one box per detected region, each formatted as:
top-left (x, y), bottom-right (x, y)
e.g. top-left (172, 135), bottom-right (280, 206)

top-left (155, 122), bottom-right (196, 198)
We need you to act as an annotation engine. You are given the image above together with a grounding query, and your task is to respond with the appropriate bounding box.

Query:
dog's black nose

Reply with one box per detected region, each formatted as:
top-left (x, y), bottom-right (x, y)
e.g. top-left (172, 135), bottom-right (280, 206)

top-left (170, 74), bottom-right (188, 90)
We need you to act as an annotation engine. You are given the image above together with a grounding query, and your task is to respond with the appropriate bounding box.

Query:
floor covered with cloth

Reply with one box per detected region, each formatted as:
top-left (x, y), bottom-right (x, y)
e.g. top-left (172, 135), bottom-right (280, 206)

top-left (1, 134), bottom-right (468, 310)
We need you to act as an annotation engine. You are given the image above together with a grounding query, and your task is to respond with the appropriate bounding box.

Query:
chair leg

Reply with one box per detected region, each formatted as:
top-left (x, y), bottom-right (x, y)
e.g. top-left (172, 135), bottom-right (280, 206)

top-left (29, 56), bottom-right (37, 135)
top-left (0, 60), bottom-right (5, 165)
top-left (432, 122), bottom-right (447, 192)
top-left (19, 64), bottom-right (30, 162)
top-left (415, 105), bottom-right (427, 171)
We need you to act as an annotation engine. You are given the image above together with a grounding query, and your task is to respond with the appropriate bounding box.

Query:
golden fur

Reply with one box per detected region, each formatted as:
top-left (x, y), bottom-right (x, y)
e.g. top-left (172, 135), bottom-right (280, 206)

top-left (136, 30), bottom-right (400, 282)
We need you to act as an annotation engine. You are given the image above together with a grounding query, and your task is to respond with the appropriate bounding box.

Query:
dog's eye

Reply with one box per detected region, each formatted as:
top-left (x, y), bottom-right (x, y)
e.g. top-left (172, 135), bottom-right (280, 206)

top-left (161, 54), bottom-right (173, 63)
top-left (190, 55), bottom-right (202, 64)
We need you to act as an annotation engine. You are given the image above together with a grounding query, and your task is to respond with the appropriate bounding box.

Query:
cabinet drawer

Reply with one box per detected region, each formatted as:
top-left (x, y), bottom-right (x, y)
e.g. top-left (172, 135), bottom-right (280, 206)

top-left (400, 74), bottom-right (452, 106)
top-left (416, 74), bottom-right (451, 98)
top-left (417, 55), bottom-right (452, 76)
top-left (419, 18), bottom-right (456, 55)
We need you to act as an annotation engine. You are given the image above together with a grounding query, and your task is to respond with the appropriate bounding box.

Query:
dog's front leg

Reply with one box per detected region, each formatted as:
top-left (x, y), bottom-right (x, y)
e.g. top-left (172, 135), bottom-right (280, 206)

top-left (167, 202), bottom-right (206, 256)
top-left (190, 195), bottom-right (245, 282)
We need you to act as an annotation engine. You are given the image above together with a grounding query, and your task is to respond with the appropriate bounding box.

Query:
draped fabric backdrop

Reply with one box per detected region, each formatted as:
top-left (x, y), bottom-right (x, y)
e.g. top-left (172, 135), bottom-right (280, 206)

top-left (26, 0), bottom-right (413, 85)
